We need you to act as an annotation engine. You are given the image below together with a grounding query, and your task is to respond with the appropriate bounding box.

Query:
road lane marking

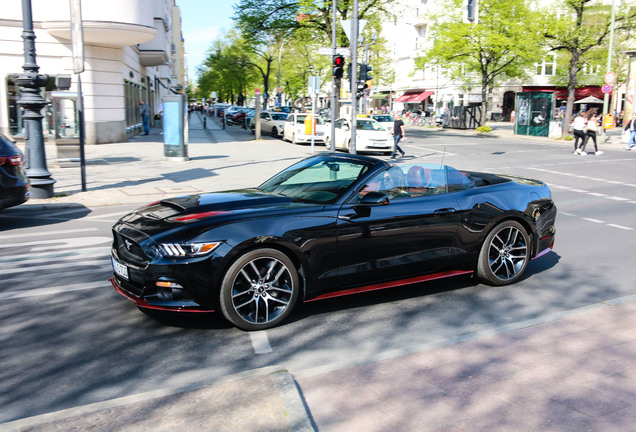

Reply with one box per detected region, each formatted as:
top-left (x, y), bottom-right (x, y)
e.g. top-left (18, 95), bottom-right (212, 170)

top-left (582, 218), bottom-right (604, 224)
top-left (249, 331), bottom-right (273, 354)
top-left (0, 281), bottom-right (107, 300)
top-left (607, 224), bottom-right (633, 230)
top-left (0, 246), bottom-right (111, 265)
top-left (0, 237), bottom-right (111, 251)
top-left (0, 228), bottom-right (98, 240)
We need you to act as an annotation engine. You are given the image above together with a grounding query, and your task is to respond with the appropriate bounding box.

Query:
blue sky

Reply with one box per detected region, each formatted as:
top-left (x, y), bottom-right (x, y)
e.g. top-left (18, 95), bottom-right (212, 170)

top-left (176, 0), bottom-right (237, 82)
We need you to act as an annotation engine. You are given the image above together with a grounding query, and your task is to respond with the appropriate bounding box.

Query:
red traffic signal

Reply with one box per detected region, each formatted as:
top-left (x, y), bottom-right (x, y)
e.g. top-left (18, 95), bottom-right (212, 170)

top-left (332, 55), bottom-right (345, 79)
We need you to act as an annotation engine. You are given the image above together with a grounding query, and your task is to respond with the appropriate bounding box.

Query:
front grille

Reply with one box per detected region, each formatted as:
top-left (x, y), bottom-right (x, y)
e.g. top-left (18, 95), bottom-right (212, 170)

top-left (113, 231), bottom-right (149, 265)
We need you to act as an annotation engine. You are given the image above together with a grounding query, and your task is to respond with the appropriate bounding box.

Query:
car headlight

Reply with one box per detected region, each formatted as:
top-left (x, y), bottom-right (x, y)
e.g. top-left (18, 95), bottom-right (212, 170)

top-left (145, 242), bottom-right (221, 259)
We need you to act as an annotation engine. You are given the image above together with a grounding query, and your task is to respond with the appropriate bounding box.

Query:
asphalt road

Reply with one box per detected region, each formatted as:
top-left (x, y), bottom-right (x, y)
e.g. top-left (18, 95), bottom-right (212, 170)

top-left (1, 129), bottom-right (635, 424)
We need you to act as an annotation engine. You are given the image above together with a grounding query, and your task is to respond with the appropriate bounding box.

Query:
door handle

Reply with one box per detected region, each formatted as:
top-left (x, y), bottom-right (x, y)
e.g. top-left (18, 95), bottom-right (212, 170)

top-left (434, 208), bottom-right (456, 216)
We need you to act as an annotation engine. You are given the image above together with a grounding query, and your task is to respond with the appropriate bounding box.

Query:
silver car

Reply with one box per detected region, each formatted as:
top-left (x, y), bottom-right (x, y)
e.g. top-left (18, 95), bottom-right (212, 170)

top-left (252, 111), bottom-right (289, 137)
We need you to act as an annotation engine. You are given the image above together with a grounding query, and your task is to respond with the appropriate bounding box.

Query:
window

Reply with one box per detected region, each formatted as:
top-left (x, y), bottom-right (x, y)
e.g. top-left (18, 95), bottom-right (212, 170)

top-left (535, 55), bottom-right (556, 76)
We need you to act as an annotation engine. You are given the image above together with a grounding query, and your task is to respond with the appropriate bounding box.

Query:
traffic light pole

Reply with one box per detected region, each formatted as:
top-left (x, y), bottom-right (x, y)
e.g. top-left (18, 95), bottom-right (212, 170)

top-left (349, 0), bottom-right (358, 154)
top-left (330, 0), bottom-right (336, 152)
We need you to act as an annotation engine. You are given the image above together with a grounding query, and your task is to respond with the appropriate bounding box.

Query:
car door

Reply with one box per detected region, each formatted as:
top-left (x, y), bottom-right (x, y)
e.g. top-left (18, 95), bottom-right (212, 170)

top-left (335, 166), bottom-right (461, 288)
top-left (334, 119), bottom-right (346, 149)
top-left (284, 115), bottom-right (294, 140)
top-left (260, 112), bottom-right (270, 134)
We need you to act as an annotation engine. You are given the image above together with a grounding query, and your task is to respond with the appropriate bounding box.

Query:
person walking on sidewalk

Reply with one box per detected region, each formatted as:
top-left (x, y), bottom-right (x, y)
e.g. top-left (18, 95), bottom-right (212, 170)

top-left (391, 113), bottom-right (406, 159)
top-left (580, 112), bottom-right (602, 155)
top-left (624, 113), bottom-right (636, 150)
top-left (140, 99), bottom-right (150, 135)
top-left (571, 111), bottom-right (587, 154)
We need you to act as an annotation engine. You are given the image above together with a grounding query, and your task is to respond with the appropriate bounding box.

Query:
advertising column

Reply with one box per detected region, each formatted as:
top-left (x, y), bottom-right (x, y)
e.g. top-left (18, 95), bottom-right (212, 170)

top-left (162, 94), bottom-right (188, 161)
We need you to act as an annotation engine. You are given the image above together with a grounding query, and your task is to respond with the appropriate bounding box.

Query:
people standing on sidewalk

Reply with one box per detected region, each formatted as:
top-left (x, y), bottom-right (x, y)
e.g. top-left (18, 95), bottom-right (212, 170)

top-left (140, 99), bottom-right (150, 135)
top-left (391, 113), bottom-right (406, 159)
top-left (624, 113), bottom-right (636, 150)
top-left (571, 111), bottom-right (587, 154)
top-left (580, 112), bottom-right (602, 155)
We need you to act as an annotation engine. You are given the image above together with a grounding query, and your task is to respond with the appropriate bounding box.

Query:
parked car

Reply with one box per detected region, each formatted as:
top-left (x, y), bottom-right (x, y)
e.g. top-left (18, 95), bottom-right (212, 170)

top-left (0, 134), bottom-right (30, 210)
top-left (370, 114), bottom-right (395, 131)
top-left (282, 113), bottom-right (327, 144)
top-left (251, 111), bottom-right (288, 137)
top-left (110, 153), bottom-right (557, 331)
top-left (326, 117), bottom-right (393, 154)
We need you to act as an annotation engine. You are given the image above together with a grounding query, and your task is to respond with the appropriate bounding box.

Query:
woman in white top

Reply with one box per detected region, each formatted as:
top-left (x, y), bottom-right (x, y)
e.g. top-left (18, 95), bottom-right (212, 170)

top-left (571, 112), bottom-right (587, 153)
top-left (580, 112), bottom-right (601, 155)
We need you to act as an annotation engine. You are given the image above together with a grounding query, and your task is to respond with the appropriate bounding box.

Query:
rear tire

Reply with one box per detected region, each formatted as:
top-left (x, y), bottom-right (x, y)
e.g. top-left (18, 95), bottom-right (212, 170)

top-left (219, 248), bottom-right (299, 331)
top-left (476, 220), bottom-right (530, 286)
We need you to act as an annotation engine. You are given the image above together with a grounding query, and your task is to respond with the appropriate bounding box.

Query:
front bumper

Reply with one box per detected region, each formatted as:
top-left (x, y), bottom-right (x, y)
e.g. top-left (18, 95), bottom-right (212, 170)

top-left (110, 276), bottom-right (213, 312)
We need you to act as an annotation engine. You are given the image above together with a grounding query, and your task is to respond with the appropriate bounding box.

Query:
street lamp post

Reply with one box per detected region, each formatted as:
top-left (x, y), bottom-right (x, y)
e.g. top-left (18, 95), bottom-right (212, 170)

top-left (16, 0), bottom-right (55, 198)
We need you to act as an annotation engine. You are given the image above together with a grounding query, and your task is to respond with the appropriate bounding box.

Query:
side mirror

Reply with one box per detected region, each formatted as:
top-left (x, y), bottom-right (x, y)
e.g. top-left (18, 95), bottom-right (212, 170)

top-left (357, 192), bottom-right (389, 206)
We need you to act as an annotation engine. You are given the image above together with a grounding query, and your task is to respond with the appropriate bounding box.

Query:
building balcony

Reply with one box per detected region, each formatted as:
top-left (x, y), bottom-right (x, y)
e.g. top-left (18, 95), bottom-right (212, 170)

top-left (31, 0), bottom-right (157, 47)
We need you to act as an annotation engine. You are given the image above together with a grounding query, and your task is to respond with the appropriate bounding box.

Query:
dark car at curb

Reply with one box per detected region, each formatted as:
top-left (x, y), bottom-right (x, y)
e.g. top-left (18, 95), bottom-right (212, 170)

top-left (111, 153), bottom-right (557, 331)
top-left (0, 134), bottom-right (30, 210)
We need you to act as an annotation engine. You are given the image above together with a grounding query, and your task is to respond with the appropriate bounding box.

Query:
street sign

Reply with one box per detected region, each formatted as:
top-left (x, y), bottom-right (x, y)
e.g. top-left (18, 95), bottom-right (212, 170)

top-left (604, 71), bottom-right (616, 85)
top-left (308, 76), bottom-right (321, 94)
top-left (603, 114), bottom-right (614, 129)
top-left (602, 84), bottom-right (612, 94)
top-left (318, 47), bottom-right (350, 56)
top-left (255, 88), bottom-right (260, 94)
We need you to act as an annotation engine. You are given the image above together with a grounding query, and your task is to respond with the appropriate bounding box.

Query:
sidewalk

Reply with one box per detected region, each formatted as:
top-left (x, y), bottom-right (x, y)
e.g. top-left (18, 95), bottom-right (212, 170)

top-left (4, 114), bottom-right (635, 431)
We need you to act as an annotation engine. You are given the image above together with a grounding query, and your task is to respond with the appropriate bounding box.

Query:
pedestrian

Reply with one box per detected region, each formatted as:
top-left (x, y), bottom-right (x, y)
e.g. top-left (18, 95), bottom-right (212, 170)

top-left (625, 113), bottom-right (636, 150)
top-left (139, 99), bottom-right (150, 135)
top-left (391, 113), bottom-right (406, 159)
top-left (571, 111), bottom-right (587, 154)
top-left (580, 112), bottom-right (602, 155)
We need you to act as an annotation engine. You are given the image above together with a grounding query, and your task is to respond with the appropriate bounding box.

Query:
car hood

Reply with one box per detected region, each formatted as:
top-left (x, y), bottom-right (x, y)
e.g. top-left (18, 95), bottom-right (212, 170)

top-left (115, 189), bottom-right (305, 240)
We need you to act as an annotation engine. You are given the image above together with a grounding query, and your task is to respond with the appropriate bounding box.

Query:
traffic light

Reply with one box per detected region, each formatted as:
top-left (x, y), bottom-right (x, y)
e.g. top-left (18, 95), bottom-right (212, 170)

top-left (332, 55), bottom-right (345, 79)
top-left (359, 63), bottom-right (373, 82)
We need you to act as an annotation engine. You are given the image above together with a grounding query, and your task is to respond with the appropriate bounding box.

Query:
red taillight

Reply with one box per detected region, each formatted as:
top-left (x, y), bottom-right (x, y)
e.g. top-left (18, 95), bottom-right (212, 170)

top-left (172, 211), bottom-right (231, 222)
top-left (0, 155), bottom-right (23, 166)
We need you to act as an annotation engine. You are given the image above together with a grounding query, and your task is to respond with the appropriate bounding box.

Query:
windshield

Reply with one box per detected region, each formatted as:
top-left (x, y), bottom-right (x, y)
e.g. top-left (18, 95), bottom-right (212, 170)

top-left (259, 156), bottom-right (372, 203)
top-left (271, 113), bottom-right (288, 121)
top-left (373, 115), bottom-right (393, 122)
top-left (357, 119), bottom-right (385, 131)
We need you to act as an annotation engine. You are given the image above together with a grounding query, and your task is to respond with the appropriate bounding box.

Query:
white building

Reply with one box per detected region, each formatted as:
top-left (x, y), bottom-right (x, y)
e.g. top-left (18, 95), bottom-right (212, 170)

top-left (0, 0), bottom-right (185, 144)
top-left (376, 0), bottom-right (625, 122)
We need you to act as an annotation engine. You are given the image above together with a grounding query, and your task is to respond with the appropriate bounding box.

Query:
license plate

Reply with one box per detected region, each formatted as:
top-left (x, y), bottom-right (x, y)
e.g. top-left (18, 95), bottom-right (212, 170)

top-left (111, 256), bottom-right (129, 280)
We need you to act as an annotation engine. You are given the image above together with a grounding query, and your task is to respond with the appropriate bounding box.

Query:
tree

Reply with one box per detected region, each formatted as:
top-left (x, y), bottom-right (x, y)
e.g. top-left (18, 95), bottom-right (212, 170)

top-left (542, 0), bottom-right (636, 138)
top-left (233, 0), bottom-right (392, 109)
top-left (417, 0), bottom-right (545, 125)
top-left (197, 34), bottom-right (258, 104)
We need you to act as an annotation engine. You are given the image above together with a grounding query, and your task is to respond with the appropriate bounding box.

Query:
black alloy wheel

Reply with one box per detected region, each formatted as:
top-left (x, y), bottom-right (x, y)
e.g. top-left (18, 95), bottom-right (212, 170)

top-left (220, 248), bottom-right (299, 330)
top-left (477, 220), bottom-right (530, 286)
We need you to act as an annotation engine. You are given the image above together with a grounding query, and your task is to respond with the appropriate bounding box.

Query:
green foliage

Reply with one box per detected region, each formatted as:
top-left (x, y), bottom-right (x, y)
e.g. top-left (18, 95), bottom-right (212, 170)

top-left (418, 0), bottom-right (545, 123)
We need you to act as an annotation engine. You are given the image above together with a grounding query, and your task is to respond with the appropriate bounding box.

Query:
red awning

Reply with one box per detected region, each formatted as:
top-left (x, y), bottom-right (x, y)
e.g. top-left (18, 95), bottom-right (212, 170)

top-left (522, 86), bottom-right (605, 100)
top-left (394, 90), bottom-right (435, 103)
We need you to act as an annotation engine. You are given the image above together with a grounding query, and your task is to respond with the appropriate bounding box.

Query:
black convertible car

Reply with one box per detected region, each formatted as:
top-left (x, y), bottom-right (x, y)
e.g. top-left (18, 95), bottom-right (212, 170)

top-left (111, 153), bottom-right (556, 330)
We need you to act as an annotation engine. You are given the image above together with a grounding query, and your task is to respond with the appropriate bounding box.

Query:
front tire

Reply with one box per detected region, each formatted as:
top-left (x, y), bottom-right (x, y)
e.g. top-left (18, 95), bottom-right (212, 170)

top-left (476, 220), bottom-right (530, 286)
top-left (220, 248), bottom-right (299, 331)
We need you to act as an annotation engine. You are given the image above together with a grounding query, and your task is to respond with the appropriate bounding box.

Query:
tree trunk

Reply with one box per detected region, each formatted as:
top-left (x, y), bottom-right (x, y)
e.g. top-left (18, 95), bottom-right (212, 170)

top-left (561, 49), bottom-right (581, 139)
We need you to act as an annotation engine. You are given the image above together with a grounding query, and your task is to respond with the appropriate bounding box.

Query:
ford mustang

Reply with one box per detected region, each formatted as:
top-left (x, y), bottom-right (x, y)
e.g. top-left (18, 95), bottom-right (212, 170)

top-left (111, 153), bottom-right (557, 330)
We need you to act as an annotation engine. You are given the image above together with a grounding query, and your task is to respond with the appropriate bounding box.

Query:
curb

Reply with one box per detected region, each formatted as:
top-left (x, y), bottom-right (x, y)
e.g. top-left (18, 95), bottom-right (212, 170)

top-left (0, 366), bottom-right (314, 432)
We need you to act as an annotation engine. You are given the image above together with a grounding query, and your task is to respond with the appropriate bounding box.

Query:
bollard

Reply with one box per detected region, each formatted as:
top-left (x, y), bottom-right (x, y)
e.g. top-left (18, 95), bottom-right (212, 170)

top-left (203, 116), bottom-right (207, 129)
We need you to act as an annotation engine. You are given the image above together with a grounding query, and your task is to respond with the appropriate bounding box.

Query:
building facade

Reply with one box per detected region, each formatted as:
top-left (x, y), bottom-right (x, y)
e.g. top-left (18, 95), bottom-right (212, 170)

top-left (0, 0), bottom-right (185, 144)
top-left (375, 0), bottom-right (629, 122)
